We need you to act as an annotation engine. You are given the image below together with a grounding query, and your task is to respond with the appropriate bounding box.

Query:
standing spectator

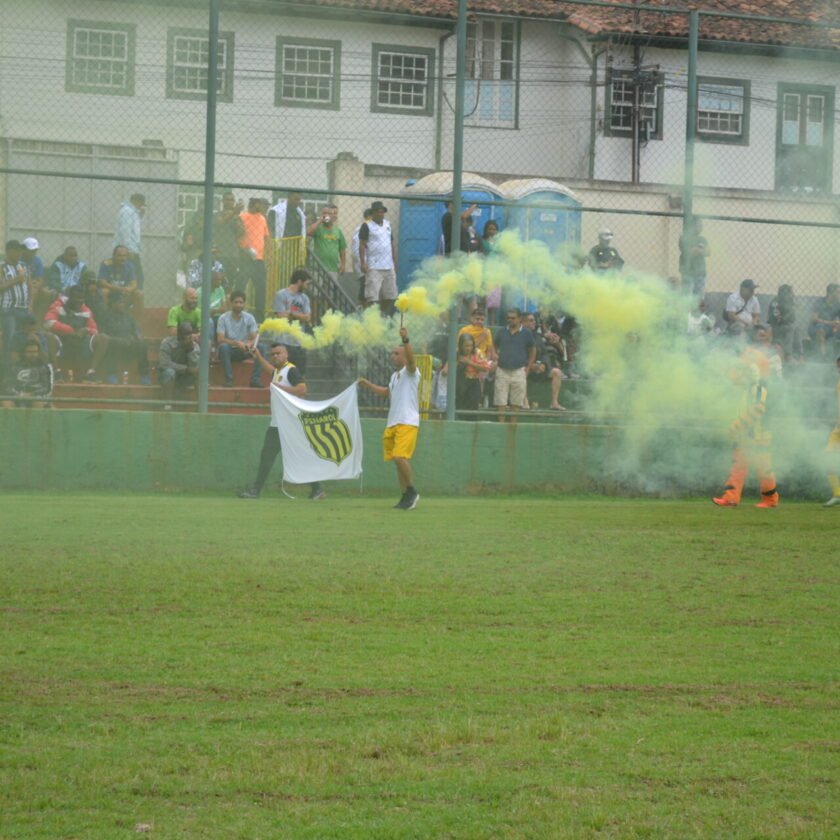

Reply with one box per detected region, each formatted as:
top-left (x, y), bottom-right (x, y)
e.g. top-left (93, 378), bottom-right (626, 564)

top-left (767, 284), bottom-right (799, 363)
top-left (482, 220), bottom-right (502, 325)
top-left (808, 283), bottom-right (840, 359)
top-left (824, 355), bottom-right (840, 506)
top-left (158, 322), bottom-right (199, 401)
top-left (98, 290), bottom-right (151, 385)
top-left (679, 217), bottom-right (710, 296)
top-left (167, 288), bottom-right (201, 337)
top-left (724, 279), bottom-right (761, 335)
top-left (351, 208), bottom-right (373, 275)
top-left (307, 204), bottom-right (347, 281)
top-left (441, 201), bottom-right (478, 255)
top-left (458, 308), bottom-right (497, 362)
top-left (43, 284), bottom-right (110, 382)
top-left (239, 197), bottom-right (270, 321)
top-left (587, 228), bottom-right (624, 272)
top-left (267, 191), bottom-right (306, 239)
top-left (213, 192), bottom-right (245, 286)
top-left (113, 193), bottom-right (146, 289)
top-left (456, 332), bottom-right (493, 420)
top-left (20, 237), bottom-right (46, 286)
top-left (359, 201), bottom-right (397, 315)
top-left (217, 290), bottom-right (265, 388)
top-left (236, 342), bottom-right (325, 501)
top-left (494, 308), bottom-right (536, 422)
top-left (271, 268), bottom-right (312, 371)
top-left (1, 338), bottom-right (53, 408)
top-left (523, 312), bottom-right (565, 410)
top-left (1, 240), bottom-right (29, 379)
top-left (98, 245), bottom-right (142, 310)
top-left (357, 327), bottom-right (421, 510)
top-left (48, 246), bottom-right (87, 295)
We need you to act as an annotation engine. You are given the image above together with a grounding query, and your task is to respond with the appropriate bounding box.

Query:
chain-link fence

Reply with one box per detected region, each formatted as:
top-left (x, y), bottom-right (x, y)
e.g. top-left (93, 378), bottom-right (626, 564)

top-left (1, 0), bottom-right (839, 409)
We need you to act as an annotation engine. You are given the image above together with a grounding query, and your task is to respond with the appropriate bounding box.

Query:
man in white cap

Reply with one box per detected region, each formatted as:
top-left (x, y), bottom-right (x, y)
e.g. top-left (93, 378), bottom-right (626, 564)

top-left (587, 228), bottom-right (624, 273)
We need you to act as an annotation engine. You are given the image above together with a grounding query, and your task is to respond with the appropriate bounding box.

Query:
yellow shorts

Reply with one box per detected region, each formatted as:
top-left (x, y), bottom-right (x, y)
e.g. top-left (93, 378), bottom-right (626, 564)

top-left (383, 424), bottom-right (418, 461)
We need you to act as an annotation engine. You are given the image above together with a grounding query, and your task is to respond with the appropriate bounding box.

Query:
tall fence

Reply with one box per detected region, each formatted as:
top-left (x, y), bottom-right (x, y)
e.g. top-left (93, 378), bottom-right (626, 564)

top-left (1, 0), bottom-right (839, 407)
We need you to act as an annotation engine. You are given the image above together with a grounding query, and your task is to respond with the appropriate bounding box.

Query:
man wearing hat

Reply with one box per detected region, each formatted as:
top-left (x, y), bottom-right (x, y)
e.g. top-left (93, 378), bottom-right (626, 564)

top-left (114, 193), bottom-right (146, 289)
top-left (587, 228), bottom-right (624, 272)
top-left (359, 200), bottom-right (397, 315)
top-left (724, 279), bottom-right (761, 335)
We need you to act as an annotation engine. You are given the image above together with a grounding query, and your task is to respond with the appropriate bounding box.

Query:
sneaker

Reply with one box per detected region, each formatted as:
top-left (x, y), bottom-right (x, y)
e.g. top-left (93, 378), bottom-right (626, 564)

top-left (755, 500), bottom-right (778, 509)
top-left (393, 491), bottom-right (409, 509)
top-left (237, 488), bottom-right (260, 499)
top-left (404, 490), bottom-right (420, 511)
top-left (309, 489), bottom-right (326, 501)
top-left (823, 496), bottom-right (840, 507)
top-left (712, 496), bottom-right (737, 507)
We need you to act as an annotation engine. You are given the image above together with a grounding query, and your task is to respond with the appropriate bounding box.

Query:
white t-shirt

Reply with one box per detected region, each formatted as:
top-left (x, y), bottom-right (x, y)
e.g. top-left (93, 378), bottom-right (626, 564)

top-left (361, 219), bottom-right (394, 270)
top-left (387, 366), bottom-right (421, 428)
top-left (269, 363), bottom-right (302, 427)
top-left (725, 293), bottom-right (760, 326)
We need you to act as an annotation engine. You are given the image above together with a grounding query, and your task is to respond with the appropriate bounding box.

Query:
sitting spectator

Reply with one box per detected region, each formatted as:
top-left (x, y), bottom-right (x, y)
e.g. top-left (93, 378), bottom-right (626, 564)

top-left (48, 246), bottom-right (87, 295)
top-left (544, 311), bottom-right (580, 377)
top-left (43, 284), bottom-right (110, 382)
top-left (456, 332), bottom-right (493, 420)
top-left (587, 228), bottom-right (624, 272)
top-left (687, 298), bottom-right (716, 339)
top-left (196, 261), bottom-right (228, 323)
top-left (1, 338), bottom-right (53, 408)
top-left (808, 283), bottom-right (840, 359)
top-left (458, 308), bottom-right (497, 362)
top-left (186, 253), bottom-right (225, 290)
top-left (158, 322), bottom-right (199, 401)
top-left (9, 313), bottom-right (60, 369)
top-left (98, 245), bottom-right (142, 310)
top-left (217, 290), bottom-right (266, 388)
top-left (167, 288), bottom-right (201, 338)
top-left (724, 279), bottom-right (761, 335)
top-left (271, 268), bottom-right (312, 371)
top-left (678, 217), bottom-right (710, 296)
top-left (81, 269), bottom-right (104, 323)
top-left (523, 312), bottom-right (565, 410)
top-left (767, 284), bottom-right (800, 363)
top-left (98, 290), bottom-right (151, 385)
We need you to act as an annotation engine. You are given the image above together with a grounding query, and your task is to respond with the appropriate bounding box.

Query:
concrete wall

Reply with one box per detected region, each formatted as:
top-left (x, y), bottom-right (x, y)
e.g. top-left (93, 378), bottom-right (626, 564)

top-left (0, 407), bottom-right (826, 498)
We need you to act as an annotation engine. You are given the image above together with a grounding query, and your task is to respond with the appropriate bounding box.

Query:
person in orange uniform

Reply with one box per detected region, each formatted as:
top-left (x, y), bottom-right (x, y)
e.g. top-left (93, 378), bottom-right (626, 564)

top-left (713, 351), bottom-right (779, 509)
top-left (239, 197), bottom-right (270, 322)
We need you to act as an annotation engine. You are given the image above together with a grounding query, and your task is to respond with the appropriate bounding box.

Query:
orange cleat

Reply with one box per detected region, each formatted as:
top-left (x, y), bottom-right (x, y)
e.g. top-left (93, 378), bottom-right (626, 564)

top-left (712, 497), bottom-right (738, 507)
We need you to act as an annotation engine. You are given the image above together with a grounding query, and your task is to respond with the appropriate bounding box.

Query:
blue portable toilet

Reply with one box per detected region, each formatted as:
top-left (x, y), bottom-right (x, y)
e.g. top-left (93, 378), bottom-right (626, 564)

top-left (397, 171), bottom-right (503, 291)
top-left (499, 178), bottom-right (582, 249)
top-left (499, 179), bottom-right (582, 313)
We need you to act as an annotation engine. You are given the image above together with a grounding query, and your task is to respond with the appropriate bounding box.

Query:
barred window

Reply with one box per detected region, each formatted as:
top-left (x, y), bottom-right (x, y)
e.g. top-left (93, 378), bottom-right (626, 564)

top-left (372, 46), bottom-right (434, 116)
top-left (168, 30), bottom-right (234, 102)
top-left (697, 79), bottom-right (749, 143)
top-left (276, 39), bottom-right (340, 109)
top-left (66, 20), bottom-right (135, 95)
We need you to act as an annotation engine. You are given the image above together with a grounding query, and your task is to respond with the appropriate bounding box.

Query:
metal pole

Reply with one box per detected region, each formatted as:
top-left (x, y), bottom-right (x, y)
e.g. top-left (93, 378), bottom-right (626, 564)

top-left (683, 10), bottom-right (699, 224)
top-left (445, 0), bottom-right (467, 422)
top-left (198, 0), bottom-right (220, 414)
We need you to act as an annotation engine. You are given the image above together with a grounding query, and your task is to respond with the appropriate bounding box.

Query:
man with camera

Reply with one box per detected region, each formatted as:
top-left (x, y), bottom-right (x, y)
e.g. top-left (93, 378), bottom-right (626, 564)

top-left (307, 203), bottom-right (346, 282)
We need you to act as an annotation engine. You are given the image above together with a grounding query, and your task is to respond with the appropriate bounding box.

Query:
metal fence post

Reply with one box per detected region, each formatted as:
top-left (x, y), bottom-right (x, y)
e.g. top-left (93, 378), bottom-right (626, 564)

top-left (198, 0), bottom-right (220, 414)
top-left (445, 0), bottom-right (467, 422)
top-left (682, 10), bottom-right (699, 225)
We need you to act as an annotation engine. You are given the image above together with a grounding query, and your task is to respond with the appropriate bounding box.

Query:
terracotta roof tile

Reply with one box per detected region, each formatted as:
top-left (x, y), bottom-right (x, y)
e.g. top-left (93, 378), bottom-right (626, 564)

top-left (295, 1), bottom-right (840, 52)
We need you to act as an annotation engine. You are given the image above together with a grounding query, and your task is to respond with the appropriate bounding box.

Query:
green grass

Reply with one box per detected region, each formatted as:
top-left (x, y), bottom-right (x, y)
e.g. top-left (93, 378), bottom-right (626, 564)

top-left (1, 495), bottom-right (838, 839)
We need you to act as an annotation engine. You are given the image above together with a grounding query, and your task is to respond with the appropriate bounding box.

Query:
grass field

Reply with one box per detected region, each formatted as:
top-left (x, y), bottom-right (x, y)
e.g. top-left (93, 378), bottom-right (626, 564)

top-left (1, 494), bottom-right (838, 839)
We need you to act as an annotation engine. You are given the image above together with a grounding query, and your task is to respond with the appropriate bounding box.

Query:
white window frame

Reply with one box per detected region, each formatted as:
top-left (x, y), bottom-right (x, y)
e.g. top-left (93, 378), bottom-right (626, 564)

top-left (697, 77), bottom-right (749, 145)
top-left (464, 19), bottom-right (519, 129)
top-left (276, 38), bottom-right (340, 110)
top-left (167, 28), bottom-right (235, 103)
top-left (66, 20), bottom-right (135, 96)
top-left (371, 45), bottom-right (435, 117)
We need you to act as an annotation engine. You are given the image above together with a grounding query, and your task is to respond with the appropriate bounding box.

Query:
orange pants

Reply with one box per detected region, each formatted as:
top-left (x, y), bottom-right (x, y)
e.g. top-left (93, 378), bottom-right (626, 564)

top-left (718, 446), bottom-right (778, 506)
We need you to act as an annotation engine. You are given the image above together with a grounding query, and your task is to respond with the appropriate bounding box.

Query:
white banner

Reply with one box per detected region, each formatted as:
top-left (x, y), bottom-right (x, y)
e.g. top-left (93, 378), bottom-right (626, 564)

top-left (269, 382), bottom-right (363, 483)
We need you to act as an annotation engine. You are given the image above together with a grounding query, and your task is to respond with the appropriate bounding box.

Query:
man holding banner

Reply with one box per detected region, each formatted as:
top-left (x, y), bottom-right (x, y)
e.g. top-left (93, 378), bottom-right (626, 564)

top-left (358, 327), bottom-right (421, 510)
top-left (237, 342), bottom-right (326, 501)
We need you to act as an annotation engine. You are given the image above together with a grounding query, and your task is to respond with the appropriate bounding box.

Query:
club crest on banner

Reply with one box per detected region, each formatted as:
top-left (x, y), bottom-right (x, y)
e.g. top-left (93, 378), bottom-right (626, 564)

top-left (299, 407), bottom-right (353, 465)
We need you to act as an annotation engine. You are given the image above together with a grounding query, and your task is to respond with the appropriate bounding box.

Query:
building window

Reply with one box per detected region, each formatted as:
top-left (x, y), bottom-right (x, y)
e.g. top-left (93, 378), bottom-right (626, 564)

top-left (605, 69), bottom-right (664, 139)
top-left (276, 38), bottom-right (340, 110)
top-left (371, 45), bottom-right (434, 116)
top-left (66, 20), bottom-right (135, 96)
top-left (167, 29), bottom-right (234, 102)
top-left (696, 77), bottom-right (749, 144)
top-left (465, 20), bottom-right (519, 128)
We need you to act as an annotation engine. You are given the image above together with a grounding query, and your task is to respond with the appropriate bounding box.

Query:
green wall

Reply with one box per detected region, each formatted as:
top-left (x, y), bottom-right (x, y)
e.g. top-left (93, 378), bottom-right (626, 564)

top-left (0, 407), bottom-right (827, 497)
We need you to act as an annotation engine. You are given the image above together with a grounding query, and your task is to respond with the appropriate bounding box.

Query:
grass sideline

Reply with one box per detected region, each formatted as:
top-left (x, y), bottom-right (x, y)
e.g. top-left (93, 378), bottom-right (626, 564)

top-left (1, 495), bottom-right (838, 839)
